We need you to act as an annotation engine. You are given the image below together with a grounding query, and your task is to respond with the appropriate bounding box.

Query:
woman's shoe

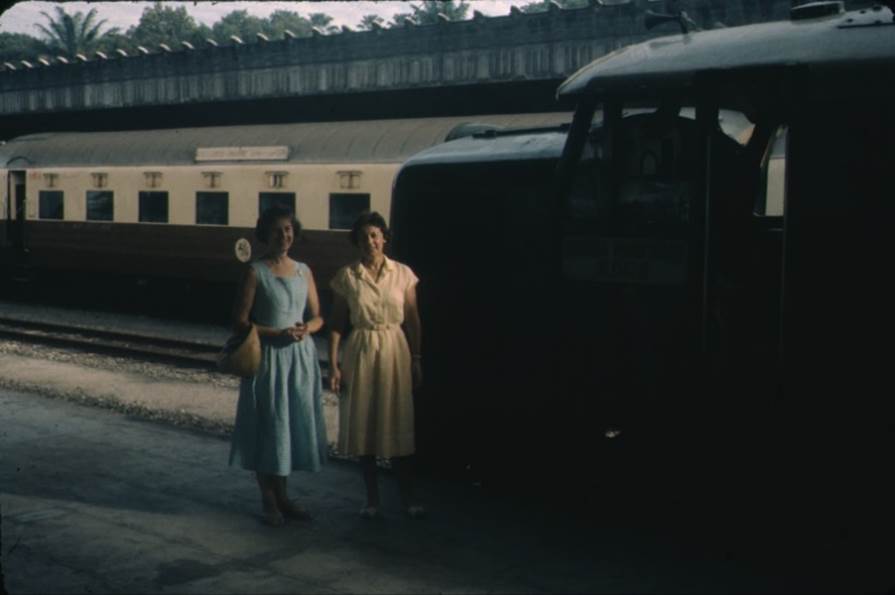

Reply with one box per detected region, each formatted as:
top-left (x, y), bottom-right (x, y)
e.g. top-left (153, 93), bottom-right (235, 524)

top-left (279, 500), bottom-right (312, 522)
top-left (262, 510), bottom-right (285, 527)
top-left (406, 505), bottom-right (427, 520)
top-left (359, 506), bottom-right (382, 520)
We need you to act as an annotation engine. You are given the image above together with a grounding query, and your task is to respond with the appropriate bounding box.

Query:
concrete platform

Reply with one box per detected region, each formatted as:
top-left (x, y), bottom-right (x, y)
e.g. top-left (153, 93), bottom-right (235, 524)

top-left (1, 341), bottom-right (892, 593)
top-left (0, 387), bottom-right (804, 595)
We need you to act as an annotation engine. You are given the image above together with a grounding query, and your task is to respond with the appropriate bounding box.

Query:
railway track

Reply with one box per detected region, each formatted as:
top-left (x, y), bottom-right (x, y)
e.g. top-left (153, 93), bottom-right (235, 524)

top-left (0, 316), bottom-right (221, 370)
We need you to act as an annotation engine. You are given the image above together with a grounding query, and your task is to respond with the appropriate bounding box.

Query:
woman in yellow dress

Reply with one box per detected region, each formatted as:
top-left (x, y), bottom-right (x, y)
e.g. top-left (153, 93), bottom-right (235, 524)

top-left (328, 211), bottom-right (425, 519)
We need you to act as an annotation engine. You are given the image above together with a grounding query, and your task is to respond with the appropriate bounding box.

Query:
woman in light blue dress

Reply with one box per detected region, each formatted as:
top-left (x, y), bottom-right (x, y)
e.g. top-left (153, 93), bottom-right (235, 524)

top-left (229, 205), bottom-right (327, 527)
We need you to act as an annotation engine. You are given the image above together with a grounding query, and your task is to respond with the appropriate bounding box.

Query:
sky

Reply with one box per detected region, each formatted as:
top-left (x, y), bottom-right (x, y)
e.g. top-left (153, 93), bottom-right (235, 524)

top-left (0, 1), bottom-right (533, 36)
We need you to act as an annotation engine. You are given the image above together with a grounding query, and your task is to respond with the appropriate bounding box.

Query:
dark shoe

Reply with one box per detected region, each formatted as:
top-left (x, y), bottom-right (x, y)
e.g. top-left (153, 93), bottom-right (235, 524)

top-left (280, 500), bottom-right (312, 522)
top-left (359, 506), bottom-right (382, 520)
top-left (262, 510), bottom-right (285, 527)
top-left (406, 505), bottom-right (427, 520)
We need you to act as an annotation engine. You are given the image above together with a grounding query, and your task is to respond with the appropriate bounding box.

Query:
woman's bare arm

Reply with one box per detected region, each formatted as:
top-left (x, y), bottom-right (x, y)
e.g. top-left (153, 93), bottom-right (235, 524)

top-left (328, 293), bottom-right (349, 392)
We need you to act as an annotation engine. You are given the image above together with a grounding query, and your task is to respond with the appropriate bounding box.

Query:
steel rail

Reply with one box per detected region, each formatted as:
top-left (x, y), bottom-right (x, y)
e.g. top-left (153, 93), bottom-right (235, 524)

top-left (0, 316), bottom-right (332, 375)
top-left (0, 316), bottom-right (220, 370)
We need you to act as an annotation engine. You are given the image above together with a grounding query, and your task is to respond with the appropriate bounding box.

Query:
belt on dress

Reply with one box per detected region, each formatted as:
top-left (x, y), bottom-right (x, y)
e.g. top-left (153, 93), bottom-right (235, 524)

top-left (354, 323), bottom-right (399, 331)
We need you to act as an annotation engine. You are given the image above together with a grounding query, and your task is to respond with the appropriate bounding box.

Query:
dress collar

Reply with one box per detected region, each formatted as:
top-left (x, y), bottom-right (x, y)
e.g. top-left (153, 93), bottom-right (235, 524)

top-left (352, 256), bottom-right (394, 281)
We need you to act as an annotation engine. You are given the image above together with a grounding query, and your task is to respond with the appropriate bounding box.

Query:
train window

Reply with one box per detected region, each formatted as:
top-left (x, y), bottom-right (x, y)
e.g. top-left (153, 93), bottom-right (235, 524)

top-left (754, 126), bottom-right (787, 217)
top-left (329, 193), bottom-right (370, 230)
top-left (139, 191), bottom-right (169, 223)
top-left (196, 192), bottom-right (228, 225)
top-left (86, 190), bottom-right (114, 221)
top-left (259, 193), bottom-right (295, 216)
top-left (38, 190), bottom-right (64, 220)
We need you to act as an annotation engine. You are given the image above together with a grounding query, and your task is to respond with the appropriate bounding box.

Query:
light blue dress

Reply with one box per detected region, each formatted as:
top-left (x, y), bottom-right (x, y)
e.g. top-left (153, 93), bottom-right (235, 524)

top-left (229, 260), bottom-right (327, 475)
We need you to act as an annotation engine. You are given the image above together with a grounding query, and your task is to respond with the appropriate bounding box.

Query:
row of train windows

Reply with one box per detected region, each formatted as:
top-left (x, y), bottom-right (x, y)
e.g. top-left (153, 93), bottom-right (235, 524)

top-left (37, 191), bottom-right (370, 229)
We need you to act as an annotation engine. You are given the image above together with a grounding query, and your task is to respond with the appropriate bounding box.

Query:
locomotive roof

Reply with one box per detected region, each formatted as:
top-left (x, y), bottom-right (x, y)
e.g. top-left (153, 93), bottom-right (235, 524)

top-left (401, 107), bottom-right (751, 168)
top-left (558, 4), bottom-right (895, 103)
top-left (0, 113), bottom-right (571, 168)
top-left (401, 127), bottom-right (570, 169)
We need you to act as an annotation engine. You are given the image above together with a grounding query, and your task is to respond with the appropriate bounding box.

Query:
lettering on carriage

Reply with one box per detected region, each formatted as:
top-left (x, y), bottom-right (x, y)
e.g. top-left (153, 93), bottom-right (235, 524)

top-left (195, 146), bottom-right (289, 161)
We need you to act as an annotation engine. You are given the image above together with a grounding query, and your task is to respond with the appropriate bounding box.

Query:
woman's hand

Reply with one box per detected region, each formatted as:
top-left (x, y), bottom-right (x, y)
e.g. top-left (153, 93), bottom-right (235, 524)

top-left (411, 359), bottom-right (423, 390)
top-left (280, 323), bottom-right (307, 342)
top-left (329, 365), bottom-right (342, 393)
top-left (293, 322), bottom-right (309, 341)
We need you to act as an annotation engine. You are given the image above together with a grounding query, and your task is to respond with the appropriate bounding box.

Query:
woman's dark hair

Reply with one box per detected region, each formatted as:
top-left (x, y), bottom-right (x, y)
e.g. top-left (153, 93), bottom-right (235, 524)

top-left (349, 211), bottom-right (390, 246)
top-left (255, 205), bottom-right (302, 243)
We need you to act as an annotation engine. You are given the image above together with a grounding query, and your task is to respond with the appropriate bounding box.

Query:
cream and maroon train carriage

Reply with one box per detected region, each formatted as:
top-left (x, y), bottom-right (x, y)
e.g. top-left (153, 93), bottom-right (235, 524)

top-left (0, 113), bottom-right (570, 313)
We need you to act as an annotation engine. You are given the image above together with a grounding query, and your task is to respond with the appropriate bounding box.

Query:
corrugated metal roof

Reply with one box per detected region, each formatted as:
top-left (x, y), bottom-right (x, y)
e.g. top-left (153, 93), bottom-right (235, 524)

top-left (0, 113), bottom-right (572, 168)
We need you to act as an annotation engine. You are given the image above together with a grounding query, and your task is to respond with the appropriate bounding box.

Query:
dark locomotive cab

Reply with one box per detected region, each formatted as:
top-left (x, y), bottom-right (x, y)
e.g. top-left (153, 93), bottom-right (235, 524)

top-left (391, 2), bottom-right (895, 548)
top-left (391, 108), bottom-right (759, 500)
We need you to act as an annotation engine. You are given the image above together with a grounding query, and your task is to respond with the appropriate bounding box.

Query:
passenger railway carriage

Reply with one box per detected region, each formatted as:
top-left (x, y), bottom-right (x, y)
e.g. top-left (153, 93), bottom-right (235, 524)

top-left (391, 0), bottom-right (895, 540)
top-left (0, 113), bottom-right (570, 314)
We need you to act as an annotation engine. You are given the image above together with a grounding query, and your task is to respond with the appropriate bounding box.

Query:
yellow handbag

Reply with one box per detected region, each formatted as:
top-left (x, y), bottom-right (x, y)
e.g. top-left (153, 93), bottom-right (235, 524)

top-left (217, 323), bottom-right (261, 377)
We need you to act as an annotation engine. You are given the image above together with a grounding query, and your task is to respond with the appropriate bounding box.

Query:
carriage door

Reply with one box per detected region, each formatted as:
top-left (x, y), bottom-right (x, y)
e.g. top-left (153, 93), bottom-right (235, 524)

top-left (8, 170), bottom-right (26, 251)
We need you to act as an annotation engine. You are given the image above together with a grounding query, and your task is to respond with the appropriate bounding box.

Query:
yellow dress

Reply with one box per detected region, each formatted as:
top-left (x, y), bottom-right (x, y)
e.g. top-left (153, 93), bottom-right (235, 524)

top-left (330, 257), bottom-right (418, 457)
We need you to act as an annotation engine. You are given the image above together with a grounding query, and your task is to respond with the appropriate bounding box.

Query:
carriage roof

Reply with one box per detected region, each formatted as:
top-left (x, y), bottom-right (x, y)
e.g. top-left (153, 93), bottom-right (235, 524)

top-left (558, 4), bottom-right (895, 104)
top-left (0, 113), bottom-right (572, 168)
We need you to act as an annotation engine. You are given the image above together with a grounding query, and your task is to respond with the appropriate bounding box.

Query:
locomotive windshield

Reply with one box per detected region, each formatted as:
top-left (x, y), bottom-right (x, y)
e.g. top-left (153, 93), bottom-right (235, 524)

top-left (561, 105), bottom-right (753, 287)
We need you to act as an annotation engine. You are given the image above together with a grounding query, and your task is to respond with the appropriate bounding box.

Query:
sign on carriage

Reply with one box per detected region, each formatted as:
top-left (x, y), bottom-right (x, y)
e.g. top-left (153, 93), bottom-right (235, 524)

top-left (195, 146), bottom-right (289, 161)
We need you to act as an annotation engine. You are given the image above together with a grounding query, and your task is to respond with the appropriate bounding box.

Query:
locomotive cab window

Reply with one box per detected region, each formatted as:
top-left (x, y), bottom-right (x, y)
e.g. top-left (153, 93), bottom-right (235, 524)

top-left (39, 190), bottom-right (64, 220)
top-left (139, 191), bottom-right (169, 223)
top-left (259, 193), bottom-right (295, 217)
top-left (196, 192), bottom-right (228, 225)
top-left (329, 193), bottom-right (370, 230)
top-left (754, 126), bottom-right (787, 218)
top-left (86, 190), bottom-right (114, 221)
top-left (561, 107), bottom-right (705, 285)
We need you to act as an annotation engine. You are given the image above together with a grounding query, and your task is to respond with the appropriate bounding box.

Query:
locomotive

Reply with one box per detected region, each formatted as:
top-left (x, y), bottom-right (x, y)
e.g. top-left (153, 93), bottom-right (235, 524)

top-left (390, 0), bottom-right (895, 547)
top-left (0, 113), bottom-right (570, 319)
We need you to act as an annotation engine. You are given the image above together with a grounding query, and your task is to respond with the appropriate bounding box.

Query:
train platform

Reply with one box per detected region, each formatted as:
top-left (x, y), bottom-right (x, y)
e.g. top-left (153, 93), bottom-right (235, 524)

top-left (1, 301), bottom-right (893, 593)
top-left (0, 386), bottom-right (841, 595)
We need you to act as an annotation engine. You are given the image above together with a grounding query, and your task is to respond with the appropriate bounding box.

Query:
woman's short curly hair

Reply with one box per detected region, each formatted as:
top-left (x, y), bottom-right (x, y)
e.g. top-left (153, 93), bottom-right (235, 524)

top-left (255, 205), bottom-right (302, 244)
top-left (349, 211), bottom-right (390, 246)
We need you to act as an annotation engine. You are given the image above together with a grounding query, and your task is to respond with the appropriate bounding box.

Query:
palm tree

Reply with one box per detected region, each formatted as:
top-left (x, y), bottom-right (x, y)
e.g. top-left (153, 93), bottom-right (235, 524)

top-left (36, 6), bottom-right (119, 57)
top-left (357, 14), bottom-right (385, 30)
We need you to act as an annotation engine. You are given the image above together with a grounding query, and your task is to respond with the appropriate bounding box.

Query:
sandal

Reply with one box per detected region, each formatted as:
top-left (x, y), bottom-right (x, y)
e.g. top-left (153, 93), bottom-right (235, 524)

top-left (279, 500), bottom-right (313, 522)
top-left (406, 505), bottom-right (427, 520)
top-left (359, 506), bottom-right (382, 520)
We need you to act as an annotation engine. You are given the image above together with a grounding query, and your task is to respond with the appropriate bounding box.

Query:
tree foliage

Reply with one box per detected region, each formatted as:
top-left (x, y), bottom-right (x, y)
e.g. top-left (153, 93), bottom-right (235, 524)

top-left (0, 2), bottom-right (479, 64)
top-left (390, 1), bottom-right (471, 26)
top-left (35, 6), bottom-right (120, 56)
top-left (308, 13), bottom-right (340, 34)
top-left (0, 32), bottom-right (46, 64)
top-left (210, 10), bottom-right (266, 43)
top-left (126, 2), bottom-right (201, 50)
top-left (264, 10), bottom-right (314, 38)
top-left (357, 14), bottom-right (385, 31)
